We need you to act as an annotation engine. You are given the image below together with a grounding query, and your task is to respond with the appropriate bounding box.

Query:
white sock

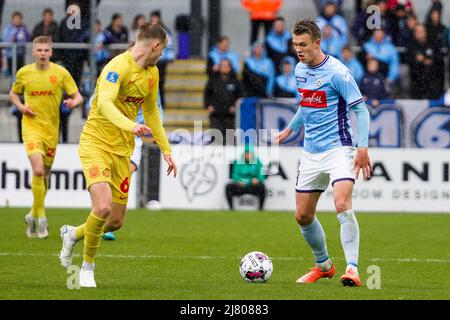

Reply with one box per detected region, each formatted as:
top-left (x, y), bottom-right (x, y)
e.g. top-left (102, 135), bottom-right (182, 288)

top-left (337, 210), bottom-right (359, 272)
top-left (82, 261), bottom-right (95, 271)
top-left (69, 228), bottom-right (77, 242)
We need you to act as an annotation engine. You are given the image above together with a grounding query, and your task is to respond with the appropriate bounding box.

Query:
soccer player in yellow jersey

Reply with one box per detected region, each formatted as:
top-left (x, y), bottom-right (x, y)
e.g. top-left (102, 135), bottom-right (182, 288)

top-left (9, 36), bottom-right (83, 239)
top-left (59, 24), bottom-right (177, 288)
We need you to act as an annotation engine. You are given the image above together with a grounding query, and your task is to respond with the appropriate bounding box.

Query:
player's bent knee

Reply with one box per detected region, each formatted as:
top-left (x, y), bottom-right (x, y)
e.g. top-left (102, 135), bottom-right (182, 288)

top-left (295, 212), bottom-right (314, 226)
top-left (334, 200), bottom-right (351, 213)
top-left (93, 204), bottom-right (112, 218)
top-left (33, 168), bottom-right (45, 177)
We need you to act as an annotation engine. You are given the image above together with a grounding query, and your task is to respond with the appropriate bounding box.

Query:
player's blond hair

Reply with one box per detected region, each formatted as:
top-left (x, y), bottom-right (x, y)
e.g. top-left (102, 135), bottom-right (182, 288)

top-left (292, 18), bottom-right (322, 40)
top-left (137, 23), bottom-right (167, 43)
top-left (33, 35), bottom-right (52, 46)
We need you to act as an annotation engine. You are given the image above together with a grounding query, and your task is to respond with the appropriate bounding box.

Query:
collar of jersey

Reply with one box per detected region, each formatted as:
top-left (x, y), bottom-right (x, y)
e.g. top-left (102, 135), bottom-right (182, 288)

top-left (307, 55), bottom-right (329, 69)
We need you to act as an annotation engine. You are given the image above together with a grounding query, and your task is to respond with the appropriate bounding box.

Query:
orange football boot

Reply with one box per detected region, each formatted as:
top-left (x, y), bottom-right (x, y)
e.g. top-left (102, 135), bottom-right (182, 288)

top-left (296, 264), bottom-right (336, 283)
top-left (341, 269), bottom-right (362, 287)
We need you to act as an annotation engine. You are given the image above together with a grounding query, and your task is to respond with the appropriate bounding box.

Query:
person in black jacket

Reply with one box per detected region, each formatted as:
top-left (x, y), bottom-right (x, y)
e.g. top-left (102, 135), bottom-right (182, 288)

top-left (204, 59), bottom-right (244, 144)
top-left (360, 58), bottom-right (389, 107)
top-left (407, 24), bottom-right (444, 99)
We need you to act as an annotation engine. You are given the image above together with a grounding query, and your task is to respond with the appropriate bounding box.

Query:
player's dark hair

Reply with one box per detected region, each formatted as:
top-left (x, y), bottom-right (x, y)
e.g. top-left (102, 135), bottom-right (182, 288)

top-left (292, 18), bottom-right (321, 40)
top-left (33, 35), bottom-right (52, 46)
top-left (137, 23), bottom-right (167, 43)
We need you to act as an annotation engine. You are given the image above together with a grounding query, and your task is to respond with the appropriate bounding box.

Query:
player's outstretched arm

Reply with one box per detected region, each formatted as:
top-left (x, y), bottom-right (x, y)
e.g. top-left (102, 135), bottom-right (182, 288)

top-left (63, 92), bottom-right (84, 109)
top-left (9, 89), bottom-right (36, 117)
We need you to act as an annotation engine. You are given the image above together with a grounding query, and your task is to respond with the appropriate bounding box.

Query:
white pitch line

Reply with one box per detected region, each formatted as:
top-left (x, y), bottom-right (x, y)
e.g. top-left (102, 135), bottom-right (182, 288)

top-left (1, 252), bottom-right (450, 264)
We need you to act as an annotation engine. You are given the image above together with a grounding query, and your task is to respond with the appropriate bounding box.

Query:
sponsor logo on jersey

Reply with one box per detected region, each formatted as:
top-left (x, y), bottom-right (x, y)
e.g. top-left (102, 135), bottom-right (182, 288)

top-left (124, 96), bottom-right (145, 105)
top-left (106, 71), bottom-right (119, 84)
top-left (296, 76), bottom-right (307, 83)
top-left (298, 89), bottom-right (327, 108)
top-left (30, 90), bottom-right (54, 96)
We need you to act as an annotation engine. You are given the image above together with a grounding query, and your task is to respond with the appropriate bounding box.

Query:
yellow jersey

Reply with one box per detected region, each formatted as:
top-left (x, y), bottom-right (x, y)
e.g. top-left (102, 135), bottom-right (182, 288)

top-left (11, 62), bottom-right (78, 145)
top-left (81, 50), bottom-right (171, 157)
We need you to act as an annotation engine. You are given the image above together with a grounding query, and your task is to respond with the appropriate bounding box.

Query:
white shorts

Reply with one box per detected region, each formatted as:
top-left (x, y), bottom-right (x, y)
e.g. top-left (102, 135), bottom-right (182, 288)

top-left (295, 146), bottom-right (356, 193)
top-left (130, 136), bottom-right (143, 170)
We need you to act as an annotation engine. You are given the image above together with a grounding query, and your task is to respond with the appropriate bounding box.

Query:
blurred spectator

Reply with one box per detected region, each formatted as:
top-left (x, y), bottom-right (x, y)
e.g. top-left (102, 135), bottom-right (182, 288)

top-left (241, 0), bottom-right (282, 45)
top-left (204, 59), bottom-right (244, 142)
top-left (207, 36), bottom-right (241, 76)
top-left (313, 0), bottom-right (344, 15)
top-left (340, 45), bottom-right (364, 84)
top-left (59, 6), bottom-right (89, 87)
top-left (386, 0), bottom-right (414, 13)
top-left (226, 144), bottom-right (266, 210)
top-left (390, 4), bottom-right (409, 46)
top-left (321, 24), bottom-right (345, 58)
top-left (94, 19), bottom-right (110, 77)
top-left (150, 10), bottom-right (175, 108)
top-left (407, 24), bottom-right (445, 99)
top-left (362, 29), bottom-right (399, 84)
top-left (2, 11), bottom-right (31, 75)
top-left (352, 0), bottom-right (394, 45)
top-left (32, 8), bottom-right (60, 61)
top-left (104, 13), bottom-right (129, 60)
top-left (129, 14), bottom-right (146, 42)
top-left (242, 42), bottom-right (275, 97)
top-left (425, 9), bottom-right (447, 50)
top-left (265, 17), bottom-right (292, 73)
top-left (273, 56), bottom-right (298, 98)
top-left (426, 0), bottom-right (443, 21)
top-left (32, 8), bottom-right (59, 42)
top-left (360, 58), bottom-right (389, 107)
top-left (316, 1), bottom-right (348, 46)
top-left (59, 7), bottom-right (89, 143)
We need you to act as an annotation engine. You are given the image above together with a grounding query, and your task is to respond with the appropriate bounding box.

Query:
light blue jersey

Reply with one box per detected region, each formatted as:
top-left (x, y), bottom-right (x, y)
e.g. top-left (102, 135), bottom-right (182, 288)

top-left (288, 55), bottom-right (368, 154)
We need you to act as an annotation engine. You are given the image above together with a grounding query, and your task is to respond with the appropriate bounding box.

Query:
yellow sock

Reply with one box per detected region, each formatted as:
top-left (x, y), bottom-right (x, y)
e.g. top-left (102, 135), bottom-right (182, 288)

top-left (74, 223), bottom-right (86, 241)
top-left (84, 212), bottom-right (107, 264)
top-left (31, 175), bottom-right (46, 218)
top-left (44, 176), bottom-right (49, 195)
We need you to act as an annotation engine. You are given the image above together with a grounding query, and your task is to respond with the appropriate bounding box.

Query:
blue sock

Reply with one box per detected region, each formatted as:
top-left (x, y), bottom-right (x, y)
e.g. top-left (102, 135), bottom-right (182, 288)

top-left (337, 210), bottom-right (359, 272)
top-left (300, 217), bottom-right (331, 270)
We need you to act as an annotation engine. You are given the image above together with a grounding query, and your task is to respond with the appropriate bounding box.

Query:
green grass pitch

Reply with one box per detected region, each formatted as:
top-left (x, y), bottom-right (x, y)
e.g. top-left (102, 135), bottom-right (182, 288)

top-left (0, 208), bottom-right (449, 300)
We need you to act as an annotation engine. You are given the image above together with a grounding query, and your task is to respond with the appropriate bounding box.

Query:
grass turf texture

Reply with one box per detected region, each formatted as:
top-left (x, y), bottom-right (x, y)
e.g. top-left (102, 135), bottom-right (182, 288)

top-left (0, 208), bottom-right (449, 300)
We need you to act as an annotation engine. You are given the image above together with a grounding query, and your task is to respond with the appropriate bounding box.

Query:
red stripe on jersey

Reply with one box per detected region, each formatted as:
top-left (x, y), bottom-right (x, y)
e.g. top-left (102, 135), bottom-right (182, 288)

top-left (298, 89), bottom-right (327, 108)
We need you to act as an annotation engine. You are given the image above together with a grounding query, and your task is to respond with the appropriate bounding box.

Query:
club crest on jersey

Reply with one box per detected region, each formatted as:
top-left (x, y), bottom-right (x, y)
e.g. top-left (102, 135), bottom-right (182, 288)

top-left (106, 71), bottom-right (119, 84)
top-left (315, 79), bottom-right (323, 87)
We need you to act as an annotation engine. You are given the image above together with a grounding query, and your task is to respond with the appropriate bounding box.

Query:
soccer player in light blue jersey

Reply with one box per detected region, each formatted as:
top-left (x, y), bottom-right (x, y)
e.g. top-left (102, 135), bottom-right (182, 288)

top-left (274, 19), bottom-right (372, 287)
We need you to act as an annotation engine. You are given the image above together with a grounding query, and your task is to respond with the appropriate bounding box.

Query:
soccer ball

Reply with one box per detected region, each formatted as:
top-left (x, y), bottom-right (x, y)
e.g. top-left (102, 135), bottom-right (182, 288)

top-left (239, 251), bottom-right (273, 282)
